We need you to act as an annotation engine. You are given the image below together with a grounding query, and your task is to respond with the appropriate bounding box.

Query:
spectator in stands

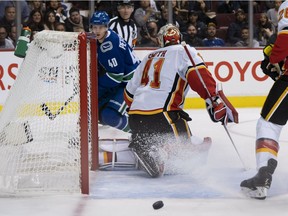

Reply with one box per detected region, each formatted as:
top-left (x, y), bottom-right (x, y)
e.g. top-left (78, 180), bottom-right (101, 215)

top-left (252, 1), bottom-right (267, 13)
top-left (263, 1), bottom-right (276, 11)
top-left (157, 5), bottom-right (180, 30)
top-left (267, 0), bottom-right (282, 29)
top-left (0, 25), bottom-right (14, 49)
top-left (235, 26), bottom-right (259, 47)
top-left (28, 0), bottom-right (46, 15)
top-left (64, 7), bottom-right (89, 32)
top-left (7, 25), bottom-right (16, 47)
top-left (149, 0), bottom-right (160, 12)
top-left (96, 1), bottom-right (115, 18)
top-left (109, 0), bottom-right (137, 49)
top-left (203, 22), bottom-right (225, 47)
top-left (183, 23), bottom-right (204, 47)
top-left (165, 0), bottom-right (186, 32)
top-left (55, 22), bottom-right (66, 31)
top-left (46, 0), bottom-right (67, 23)
top-left (134, 0), bottom-right (159, 29)
top-left (70, 1), bottom-right (89, 11)
top-left (192, 0), bottom-right (212, 24)
top-left (0, 5), bottom-right (16, 35)
top-left (226, 8), bottom-right (248, 45)
top-left (137, 19), bottom-right (158, 47)
top-left (44, 10), bottom-right (57, 30)
top-left (185, 10), bottom-right (207, 39)
top-left (157, 5), bottom-right (180, 29)
top-left (175, 0), bottom-right (191, 11)
top-left (25, 9), bottom-right (44, 40)
top-left (255, 12), bottom-right (275, 46)
top-left (0, 1), bottom-right (30, 23)
top-left (217, 1), bottom-right (241, 13)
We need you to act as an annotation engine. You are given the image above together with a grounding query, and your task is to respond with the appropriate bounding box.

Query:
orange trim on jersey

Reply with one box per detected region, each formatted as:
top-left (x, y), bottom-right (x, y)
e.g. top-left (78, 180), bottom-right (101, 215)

top-left (186, 65), bottom-right (207, 77)
top-left (265, 87), bottom-right (288, 121)
top-left (129, 108), bottom-right (163, 115)
top-left (278, 30), bottom-right (288, 35)
top-left (124, 89), bottom-right (133, 107)
top-left (166, 78), bottom-right (187, 110)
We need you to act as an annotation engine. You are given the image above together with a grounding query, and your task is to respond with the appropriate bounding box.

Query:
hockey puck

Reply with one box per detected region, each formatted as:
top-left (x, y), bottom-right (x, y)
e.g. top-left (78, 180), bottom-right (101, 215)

top-left (152, 200), bottom-right (164, 210)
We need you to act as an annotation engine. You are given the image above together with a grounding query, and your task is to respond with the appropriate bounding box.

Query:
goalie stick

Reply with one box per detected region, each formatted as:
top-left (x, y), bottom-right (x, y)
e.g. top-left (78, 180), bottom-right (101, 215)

top-left (217, 84), bottom-right (247, 170)
top-left (181, 41), bottom-right (246, 170)
top-left (41, 84), bottom-right (79, 120)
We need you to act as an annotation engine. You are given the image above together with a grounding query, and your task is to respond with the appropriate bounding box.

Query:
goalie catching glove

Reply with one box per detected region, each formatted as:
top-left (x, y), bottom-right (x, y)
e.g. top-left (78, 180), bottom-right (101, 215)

top-left (206, 84), bottom-right (239, 124)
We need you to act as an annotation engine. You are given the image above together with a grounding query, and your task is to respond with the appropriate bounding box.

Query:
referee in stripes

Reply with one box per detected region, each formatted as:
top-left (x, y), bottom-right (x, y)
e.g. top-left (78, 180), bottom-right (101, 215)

top-left (109, 1), bottom-right (137, 49)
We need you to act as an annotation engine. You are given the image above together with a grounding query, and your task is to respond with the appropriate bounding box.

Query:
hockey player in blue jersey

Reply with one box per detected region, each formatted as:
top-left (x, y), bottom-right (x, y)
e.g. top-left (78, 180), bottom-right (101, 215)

top-left (90, 11), bottom-right (140, 132)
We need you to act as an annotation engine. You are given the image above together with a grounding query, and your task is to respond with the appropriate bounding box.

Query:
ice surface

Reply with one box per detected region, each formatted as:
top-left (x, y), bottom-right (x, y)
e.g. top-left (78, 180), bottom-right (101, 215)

top-left (1, 108), bottom-right (288, 216)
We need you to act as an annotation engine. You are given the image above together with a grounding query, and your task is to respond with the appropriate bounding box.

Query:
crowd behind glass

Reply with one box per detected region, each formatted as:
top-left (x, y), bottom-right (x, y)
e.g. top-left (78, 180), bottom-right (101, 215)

top-left (0, 0), bottom-right (282, 49)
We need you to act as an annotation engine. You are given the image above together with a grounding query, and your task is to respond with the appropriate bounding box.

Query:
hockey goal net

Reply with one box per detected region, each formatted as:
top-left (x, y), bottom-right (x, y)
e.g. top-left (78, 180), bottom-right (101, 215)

top-left (0, 30), bottom-right (98, 195)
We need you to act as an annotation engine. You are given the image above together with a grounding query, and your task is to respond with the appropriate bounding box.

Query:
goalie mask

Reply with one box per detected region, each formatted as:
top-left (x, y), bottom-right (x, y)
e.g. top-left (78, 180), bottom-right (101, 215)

top-left (157, 24), bottom-right (181, 48)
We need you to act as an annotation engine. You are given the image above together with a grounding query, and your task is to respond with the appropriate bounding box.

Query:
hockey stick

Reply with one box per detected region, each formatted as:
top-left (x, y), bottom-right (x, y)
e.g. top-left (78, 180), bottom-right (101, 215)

top-left (181, 41), bottom-right (247, 170)
top-left (41, 84), bottom-right (79, 120)
top-left (222, 122), bottom-right (247, 170)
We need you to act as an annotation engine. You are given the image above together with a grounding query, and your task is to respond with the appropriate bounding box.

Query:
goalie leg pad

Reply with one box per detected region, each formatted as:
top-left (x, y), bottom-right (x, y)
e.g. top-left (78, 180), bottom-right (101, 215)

top-left (130, 144), bottom-right (165, 178)
top-left (99, 139), bottom-right (137, 170)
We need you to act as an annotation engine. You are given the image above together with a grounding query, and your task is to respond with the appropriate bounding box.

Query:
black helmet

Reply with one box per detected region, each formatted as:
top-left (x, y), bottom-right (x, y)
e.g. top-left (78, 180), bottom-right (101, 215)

top-left (117, 0), bottom-right (134, 6)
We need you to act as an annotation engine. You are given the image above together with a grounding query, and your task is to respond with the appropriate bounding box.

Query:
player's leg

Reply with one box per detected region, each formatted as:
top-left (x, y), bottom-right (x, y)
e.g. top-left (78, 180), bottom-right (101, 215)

top-left (128, 111), bottom-right (194, 177)
top-left (165, 110), bottom-right (212, 158)
top-left (128, 113), bottom-right (170, 177)
top-left (99, 87), bottom-right (130, 132)
top-left (241, 78), bottom-right (288, 199)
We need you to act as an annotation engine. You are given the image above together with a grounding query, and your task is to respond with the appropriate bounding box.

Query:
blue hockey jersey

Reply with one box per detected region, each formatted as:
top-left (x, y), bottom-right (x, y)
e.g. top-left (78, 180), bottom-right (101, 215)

top-left (97, 29), bottom-right (140, 98)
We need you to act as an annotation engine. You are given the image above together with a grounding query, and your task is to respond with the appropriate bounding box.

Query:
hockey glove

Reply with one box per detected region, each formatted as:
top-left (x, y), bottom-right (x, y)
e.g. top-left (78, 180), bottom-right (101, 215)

top-left (205, 97), bottom-right (226, 123)
top-left (217, 86), bottom-right (239, 124)
top-left (261, 59), bottom-right (280, 81)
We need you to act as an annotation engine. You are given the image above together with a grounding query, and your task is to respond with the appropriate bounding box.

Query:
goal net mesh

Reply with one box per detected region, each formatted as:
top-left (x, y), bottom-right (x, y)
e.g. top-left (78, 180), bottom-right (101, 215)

top-left (0, 31), bottom-right (92, 194)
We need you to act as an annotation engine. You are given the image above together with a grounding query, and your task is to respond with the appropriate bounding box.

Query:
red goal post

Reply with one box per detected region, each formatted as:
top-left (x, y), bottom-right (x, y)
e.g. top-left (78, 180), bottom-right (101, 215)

top-left (0, 31), bottom-right (98, 195)
top-left (78, 32), bottom-right (99, 194)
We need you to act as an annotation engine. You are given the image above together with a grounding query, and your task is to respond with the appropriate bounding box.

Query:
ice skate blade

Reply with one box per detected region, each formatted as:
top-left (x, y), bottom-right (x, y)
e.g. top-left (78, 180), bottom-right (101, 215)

top-left (241, 187), bottom-right (268, 200)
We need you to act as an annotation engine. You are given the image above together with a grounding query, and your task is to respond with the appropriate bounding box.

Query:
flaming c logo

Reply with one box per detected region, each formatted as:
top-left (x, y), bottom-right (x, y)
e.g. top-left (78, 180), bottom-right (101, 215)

top-left (166, 28), bottom-right (178, 36)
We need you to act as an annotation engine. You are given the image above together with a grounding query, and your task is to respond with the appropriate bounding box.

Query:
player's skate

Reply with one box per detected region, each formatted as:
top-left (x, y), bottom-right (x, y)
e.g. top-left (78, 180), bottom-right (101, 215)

top-left (130, 144), bottom-right (165, 178)
top-left (240, 158), bottom-right (277, 200)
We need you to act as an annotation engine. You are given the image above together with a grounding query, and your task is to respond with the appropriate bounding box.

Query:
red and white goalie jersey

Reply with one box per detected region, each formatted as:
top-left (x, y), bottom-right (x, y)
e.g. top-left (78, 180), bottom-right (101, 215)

top-left (124, 44), bottom-right (217, 114)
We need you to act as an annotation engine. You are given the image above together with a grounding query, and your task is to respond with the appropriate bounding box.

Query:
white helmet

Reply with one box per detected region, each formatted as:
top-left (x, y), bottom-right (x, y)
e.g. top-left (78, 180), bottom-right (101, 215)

top-left (157, 24), bottom-right (181, 48)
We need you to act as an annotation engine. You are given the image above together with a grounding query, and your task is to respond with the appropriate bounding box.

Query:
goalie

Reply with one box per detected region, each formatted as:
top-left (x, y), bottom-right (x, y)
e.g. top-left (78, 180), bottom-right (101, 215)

top-left (240, 0), bottom-right (288, 200)
top-left (124, 24), bottom-right (238, 178)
